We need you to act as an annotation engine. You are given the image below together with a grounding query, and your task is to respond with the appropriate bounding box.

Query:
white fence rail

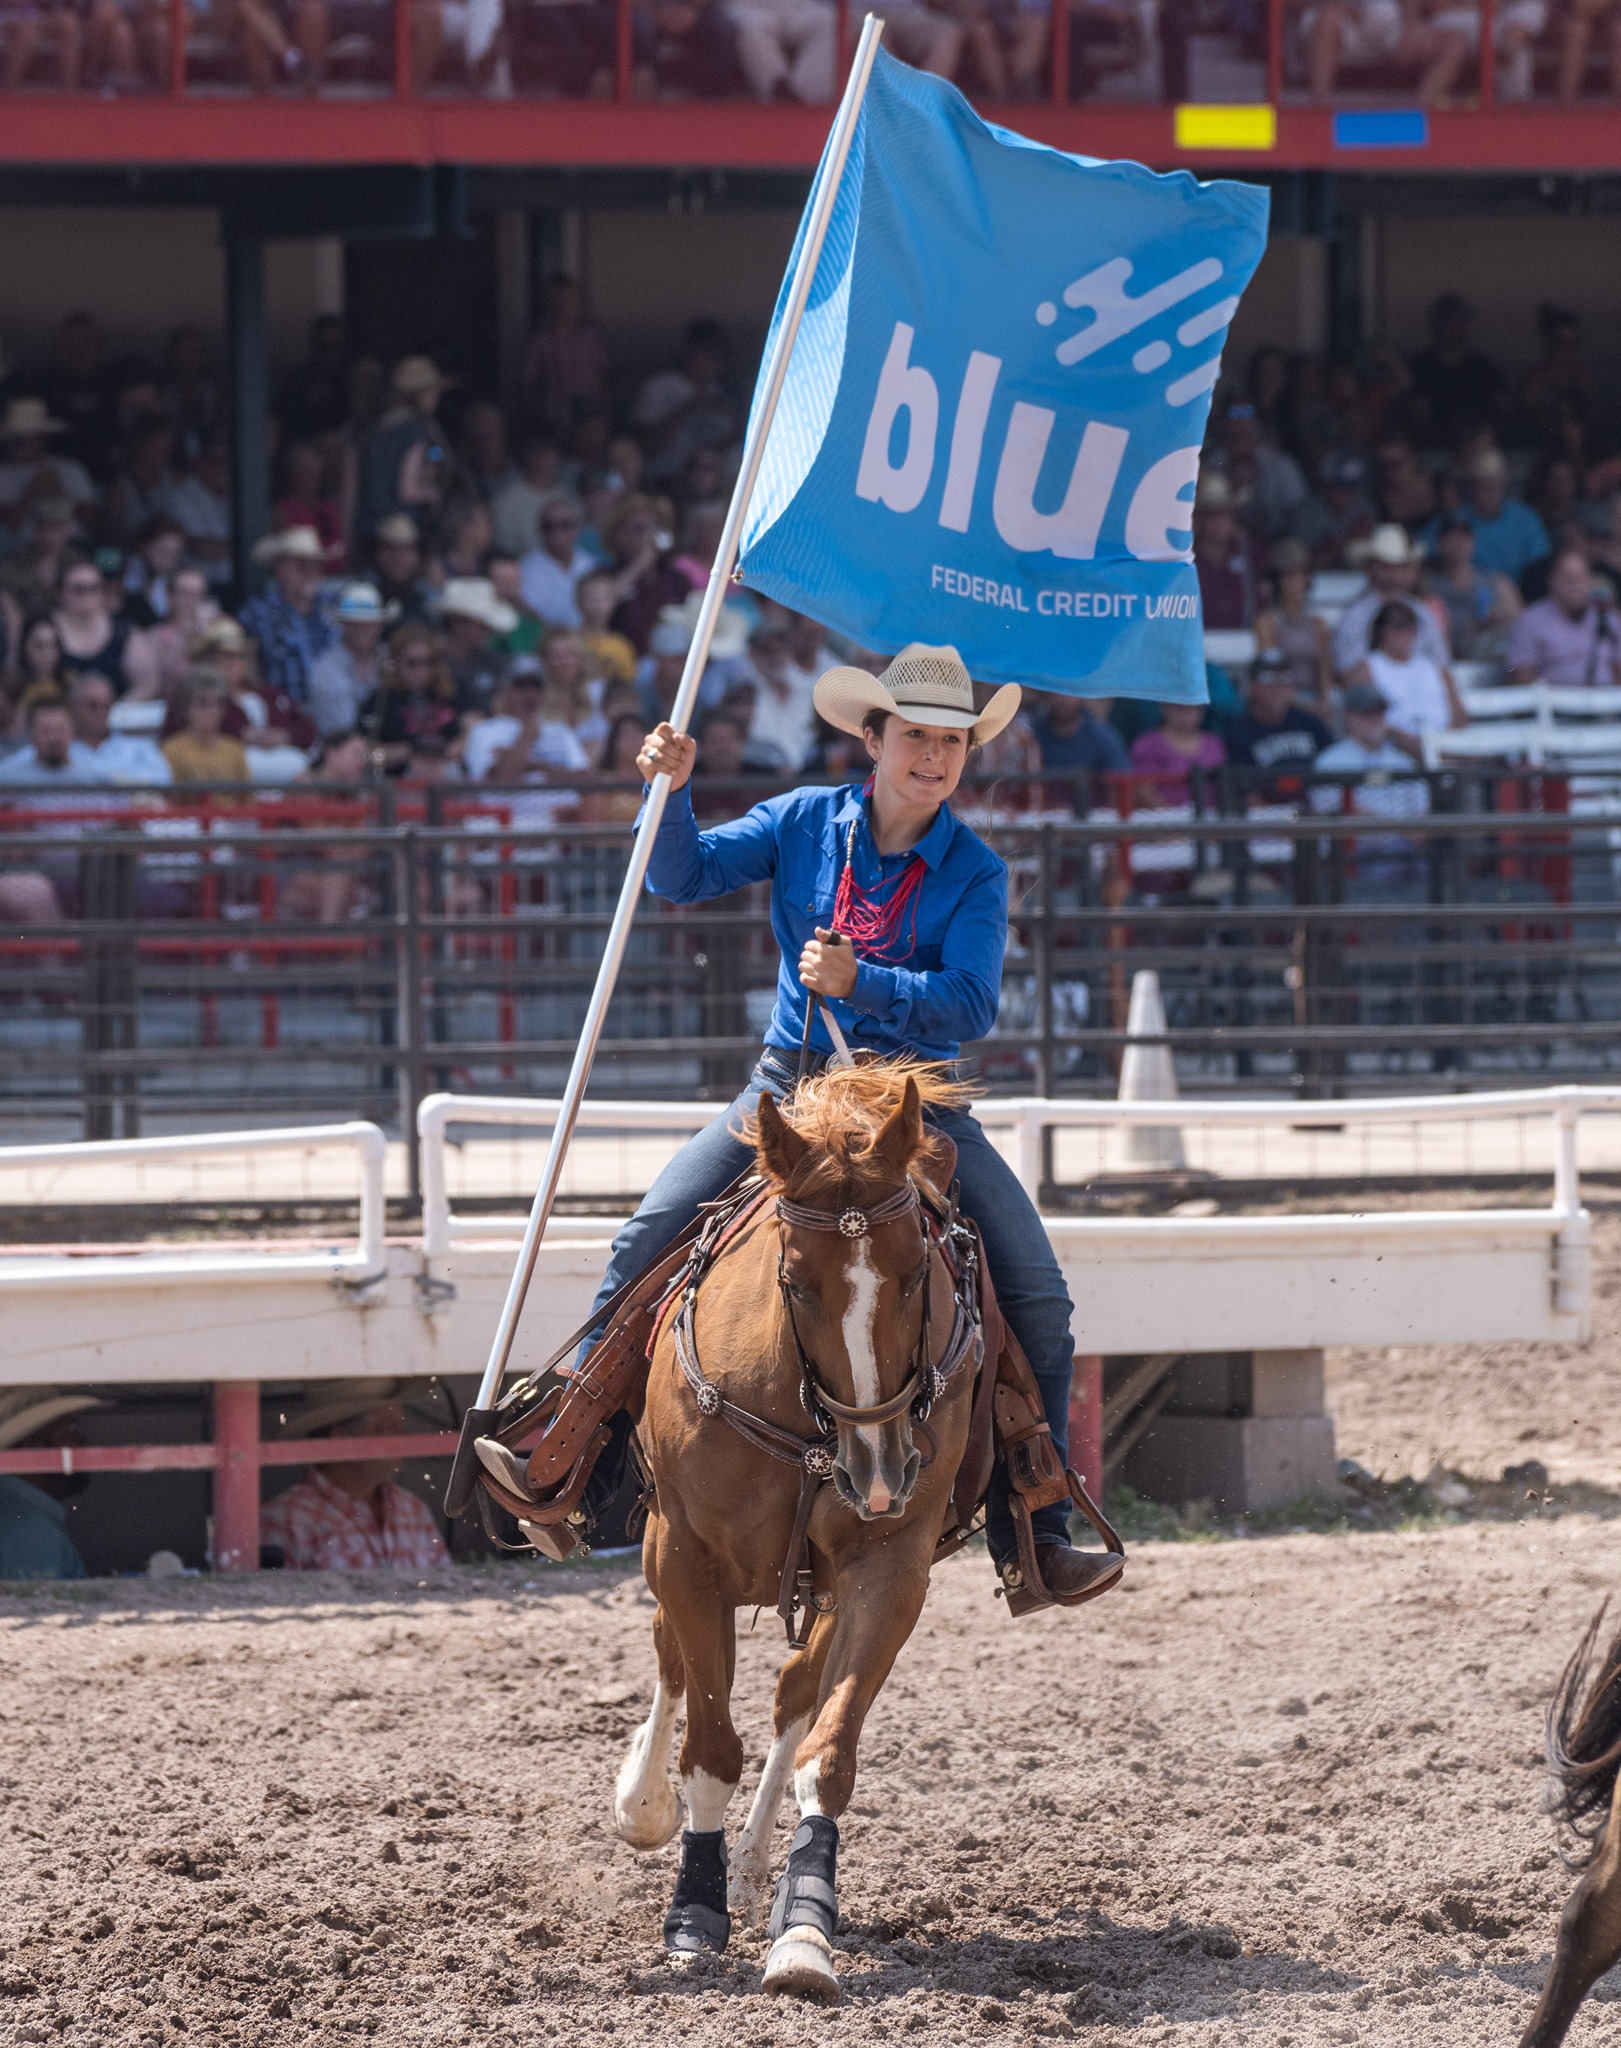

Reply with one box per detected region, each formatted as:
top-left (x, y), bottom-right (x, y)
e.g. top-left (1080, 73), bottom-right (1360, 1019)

top-left (0, 1122), bottom-right (388, 1291)
top-left (0, 1089), bottom-right (1606, 1387)
top-left (416, 1085), bottom-right (1613, 1348)
top-left (418, 1082), bottom-right (1612, 1245)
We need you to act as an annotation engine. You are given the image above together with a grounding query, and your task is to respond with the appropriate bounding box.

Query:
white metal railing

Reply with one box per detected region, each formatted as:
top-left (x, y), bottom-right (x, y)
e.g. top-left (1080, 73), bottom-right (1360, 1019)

top-left (416, 1084), bottom-right (1619, 1273)
top-left (0, 1122), bottom-right (389, 1288)
top-left (1428, 683), bottom-right (1621, 771)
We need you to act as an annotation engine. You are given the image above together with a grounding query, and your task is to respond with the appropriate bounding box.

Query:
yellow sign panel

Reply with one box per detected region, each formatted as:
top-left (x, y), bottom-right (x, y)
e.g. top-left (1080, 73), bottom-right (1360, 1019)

top-left (1174, 104), bottom-right (1278, 151)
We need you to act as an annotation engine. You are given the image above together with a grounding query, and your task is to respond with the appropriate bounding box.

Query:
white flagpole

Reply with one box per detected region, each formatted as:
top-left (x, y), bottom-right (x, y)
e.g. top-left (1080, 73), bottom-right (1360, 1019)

top-left (448, 14), bottom-right (886, 1500)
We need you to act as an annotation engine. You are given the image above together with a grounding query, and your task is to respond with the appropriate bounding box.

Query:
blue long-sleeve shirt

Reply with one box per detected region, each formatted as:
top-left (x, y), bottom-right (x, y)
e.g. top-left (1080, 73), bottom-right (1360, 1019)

top-left (641, 782), bottom-right (1008, 1061)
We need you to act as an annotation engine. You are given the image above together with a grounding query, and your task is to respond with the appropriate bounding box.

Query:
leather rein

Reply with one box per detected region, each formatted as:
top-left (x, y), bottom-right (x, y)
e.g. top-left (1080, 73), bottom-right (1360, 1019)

top-left (670, 1173), bottom-right (984, 1642)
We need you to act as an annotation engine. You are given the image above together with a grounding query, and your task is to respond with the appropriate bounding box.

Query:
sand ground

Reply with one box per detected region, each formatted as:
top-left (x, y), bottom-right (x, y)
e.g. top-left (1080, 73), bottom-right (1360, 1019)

top-left (2, 1515), bottom-right (1619, 2048)
top-left (8, 1213), bottom-right (1621, 2046)
top-left (1327, 1208), bottom-right (1621, 1494)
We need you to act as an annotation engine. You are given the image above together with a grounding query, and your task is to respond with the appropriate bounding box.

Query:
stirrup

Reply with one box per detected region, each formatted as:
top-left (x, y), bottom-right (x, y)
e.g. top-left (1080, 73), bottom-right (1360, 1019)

top-left (474, 1438), bottom-right (536, 1504)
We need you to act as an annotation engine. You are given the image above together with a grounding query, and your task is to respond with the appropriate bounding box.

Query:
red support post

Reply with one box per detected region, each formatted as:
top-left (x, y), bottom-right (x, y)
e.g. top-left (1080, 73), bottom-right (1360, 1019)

top-left (212, 1380), bottom-right (261, 1571)
top-left (0, 1431), bottom-right (459, 1478)
top-left (1265, 0), bottom-right (1284, 108)
top-left (1069, 1353), bottom-right (1103, 1501)
top-left (168, 0), bottom-right (186, 94)
top-left (615, 0), bottom-right (632, 102)
top-left (393, 0), bottom-right (412, 97)
top-left (835, 0), bottom-right (850, 96)
top-left (1479, 0), bottom-right (1496, 106)
top-left (1050, 0), bottom-right (1069, 105)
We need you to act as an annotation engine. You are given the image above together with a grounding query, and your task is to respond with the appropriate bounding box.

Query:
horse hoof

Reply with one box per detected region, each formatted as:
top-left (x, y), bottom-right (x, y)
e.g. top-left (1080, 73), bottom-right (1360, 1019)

top-left (663, 1902), bottom-right (731, 1956)
top-left (762, 1925), bottom-right (841, 2003)
top-left (613, 1782), bottom-right (682, 1850)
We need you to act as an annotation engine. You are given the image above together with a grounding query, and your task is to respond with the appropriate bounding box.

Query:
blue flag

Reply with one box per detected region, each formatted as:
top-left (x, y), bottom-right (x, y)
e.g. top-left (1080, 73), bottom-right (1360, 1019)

top-left (737, 48), bottom-right (1270, 702)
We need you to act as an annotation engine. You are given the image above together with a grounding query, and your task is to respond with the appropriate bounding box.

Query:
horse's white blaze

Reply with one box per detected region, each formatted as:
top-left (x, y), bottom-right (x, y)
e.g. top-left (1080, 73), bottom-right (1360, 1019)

top-left (683, 1767), bottom-right (735, 1834)
top-left (793, 1754), bottom-right (825, 1817)
top-left (730, 1713), bottom-right (810, 1920)
top-left (613, 1678), bottom-right (683, 1848)
top-left (841, 1236), bottom-right (886, 1498)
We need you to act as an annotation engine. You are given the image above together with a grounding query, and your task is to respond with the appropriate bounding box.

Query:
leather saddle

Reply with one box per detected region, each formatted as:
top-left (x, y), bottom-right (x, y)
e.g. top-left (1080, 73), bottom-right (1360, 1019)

top-left (469, 1163), bottom-right (1122, 1615)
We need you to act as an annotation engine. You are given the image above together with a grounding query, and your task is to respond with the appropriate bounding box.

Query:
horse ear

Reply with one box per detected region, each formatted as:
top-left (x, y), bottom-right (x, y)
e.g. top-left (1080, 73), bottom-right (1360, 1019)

top-left (755, 1089), bottom-right (809, 1184)
top-left (873, 1076), bottom-right (923, 1178)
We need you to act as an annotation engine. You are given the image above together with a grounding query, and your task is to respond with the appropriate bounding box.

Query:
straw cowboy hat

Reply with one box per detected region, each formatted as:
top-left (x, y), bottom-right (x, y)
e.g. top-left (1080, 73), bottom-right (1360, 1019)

top-left (276, 1377), bottom-right (452, 1439)
top-left (813, 643), bottom-right (1021, 747)
top-left (0, 1386), bottom-right (106, 1452)
top-left (332, 582), bottom-right (398, 626)
top-left (392, 355), bottom-right (456, 399)
top-left (1193, 471), bottom-right (1235, 511)
top-left (438, 576), bottom-right (517, 635)
top-left (0, 397), bottom-right (66, 441)
top-left (649, 589), bottom-right (749, 663)
top-left (190, 615), bottom-right (250, 658)
top-left (1350, 522), bottom-right (1422, 567)
top-left (251, 524), bottom-right (326, 567)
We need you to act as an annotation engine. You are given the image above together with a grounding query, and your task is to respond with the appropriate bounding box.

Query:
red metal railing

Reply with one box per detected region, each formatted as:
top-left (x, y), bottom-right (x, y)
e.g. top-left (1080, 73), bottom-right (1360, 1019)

top-left (0, 1386), bottom-right (459, 1573)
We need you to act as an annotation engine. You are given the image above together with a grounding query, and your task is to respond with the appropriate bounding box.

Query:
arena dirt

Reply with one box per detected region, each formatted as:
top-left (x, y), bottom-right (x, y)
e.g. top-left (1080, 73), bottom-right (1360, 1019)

top-left (8, 1219), bottom-right (1621, 2045)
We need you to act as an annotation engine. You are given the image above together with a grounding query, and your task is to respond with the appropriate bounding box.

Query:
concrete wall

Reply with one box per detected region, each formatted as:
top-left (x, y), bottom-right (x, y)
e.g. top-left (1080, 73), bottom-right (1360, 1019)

top-left (1369, 211), bottom-right (1621, 384)
top-left (582, 206), bottom-right (800, 381)
top-left (1224, 233), bottom-right (1328, 366)
top-left (2, 199), bottom-right (1617, 417)
top-left (0, 208), bottom-right (343, 382)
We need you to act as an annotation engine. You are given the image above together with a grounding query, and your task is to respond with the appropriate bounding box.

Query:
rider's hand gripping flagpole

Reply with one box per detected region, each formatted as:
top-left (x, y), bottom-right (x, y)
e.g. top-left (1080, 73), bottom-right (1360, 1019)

top-left (445, 12), bottom-right (886, 1517)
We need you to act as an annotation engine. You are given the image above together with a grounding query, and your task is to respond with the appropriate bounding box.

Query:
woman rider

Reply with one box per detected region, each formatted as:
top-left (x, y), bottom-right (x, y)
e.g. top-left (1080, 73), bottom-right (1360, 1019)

top-left (580, 643), bottom-right (1120, 1603)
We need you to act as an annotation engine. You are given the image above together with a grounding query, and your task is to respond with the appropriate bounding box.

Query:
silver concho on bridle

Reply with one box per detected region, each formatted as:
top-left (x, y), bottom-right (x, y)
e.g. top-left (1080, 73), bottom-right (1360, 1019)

top-left (838, 1208), bottom-right (868, 1238)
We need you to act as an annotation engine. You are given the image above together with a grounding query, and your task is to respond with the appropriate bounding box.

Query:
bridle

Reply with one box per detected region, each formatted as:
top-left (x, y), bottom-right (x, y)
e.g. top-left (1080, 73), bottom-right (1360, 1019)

top-left (775, 1180), bottom-right (937, 1432)
top-left (669, 1167), bottom-right (984, 1642)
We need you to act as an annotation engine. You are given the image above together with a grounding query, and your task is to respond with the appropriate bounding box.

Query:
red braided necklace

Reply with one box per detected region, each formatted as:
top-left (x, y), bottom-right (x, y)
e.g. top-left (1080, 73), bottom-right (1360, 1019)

top-left (831, 799), bottom-right (926, 965)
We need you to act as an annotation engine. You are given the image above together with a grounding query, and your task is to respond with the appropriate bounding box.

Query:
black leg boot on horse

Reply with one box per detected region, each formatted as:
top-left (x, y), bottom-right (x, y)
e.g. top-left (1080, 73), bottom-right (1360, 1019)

top-left (664, 1829), bottom-right (731, 1956)
top-left (763, 1815), bottom-right (840, 2000)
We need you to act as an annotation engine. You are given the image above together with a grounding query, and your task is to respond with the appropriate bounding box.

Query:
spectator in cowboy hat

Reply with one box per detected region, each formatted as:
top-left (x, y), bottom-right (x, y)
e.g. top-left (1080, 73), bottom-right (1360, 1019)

top-left (260, 1379), bottom-right (453, 1572)
top-left (370, 513), bottom-right (435, 626)
top-left (1434, 447), bottom-right (1551, 585)
top-left (0, 397), bottom-right (95, 530)
top-left (174, 613), bottom-right (318, 769)
top-left (238, 525), bottom-right (336, 707)
top-left (307, 582), bottom-right (396, 736)
top-left (1331, 523), bottom-right (1454, 681)
top-left (635, 589), bottom-right (748, 726)
top-left (437, 575), bottom-right (516, 715)
top-left (355, 356), bottom-right (458, 557)
top-left (1192, 471), bottom-right (1257, 630)
top-left (0, 1386), bottom-right (107, 1581)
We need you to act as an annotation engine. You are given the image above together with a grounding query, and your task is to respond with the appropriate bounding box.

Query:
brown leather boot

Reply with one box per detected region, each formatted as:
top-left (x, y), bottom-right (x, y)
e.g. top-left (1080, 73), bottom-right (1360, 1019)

top-left (1034, 1539), bottom-right (1126, 1602)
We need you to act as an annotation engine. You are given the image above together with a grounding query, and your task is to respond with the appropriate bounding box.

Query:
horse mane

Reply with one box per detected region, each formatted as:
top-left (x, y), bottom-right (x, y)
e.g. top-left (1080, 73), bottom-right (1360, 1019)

top-left (743, 1059), bottom-right (975, 1201)
top-left (1546, 1600), bottom-right (1621, 1868)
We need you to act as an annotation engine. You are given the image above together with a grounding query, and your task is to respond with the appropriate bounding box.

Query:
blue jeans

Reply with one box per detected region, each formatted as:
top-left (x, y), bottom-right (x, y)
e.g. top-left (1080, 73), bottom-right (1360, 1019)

top-left (583, 1049), bottom-right (1077, 1556)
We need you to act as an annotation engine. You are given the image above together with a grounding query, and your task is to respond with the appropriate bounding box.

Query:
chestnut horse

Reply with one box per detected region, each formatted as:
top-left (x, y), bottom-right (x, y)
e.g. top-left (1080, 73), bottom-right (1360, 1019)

top-left (1522, 1602), bottom-right (1621, 2046)
top-left (611, 1063), bottom-right (980, 2002)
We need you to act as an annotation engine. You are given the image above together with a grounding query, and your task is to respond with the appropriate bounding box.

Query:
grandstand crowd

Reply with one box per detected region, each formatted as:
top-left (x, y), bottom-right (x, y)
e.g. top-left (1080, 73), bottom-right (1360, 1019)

top-left (1, 288), bottom-right (1619, 927)
top-left (7, 0), bottom-right (1621, 103)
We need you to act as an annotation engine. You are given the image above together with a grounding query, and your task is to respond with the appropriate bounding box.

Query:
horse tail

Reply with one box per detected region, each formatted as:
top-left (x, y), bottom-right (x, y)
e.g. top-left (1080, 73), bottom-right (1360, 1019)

top-left (1546, 1600), bottom-right (1621, 1868)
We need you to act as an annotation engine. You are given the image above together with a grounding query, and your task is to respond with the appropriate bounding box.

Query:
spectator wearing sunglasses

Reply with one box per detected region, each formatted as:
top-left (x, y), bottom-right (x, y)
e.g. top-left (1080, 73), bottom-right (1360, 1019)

top-left (519, 491), bottom-right (599, 630)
